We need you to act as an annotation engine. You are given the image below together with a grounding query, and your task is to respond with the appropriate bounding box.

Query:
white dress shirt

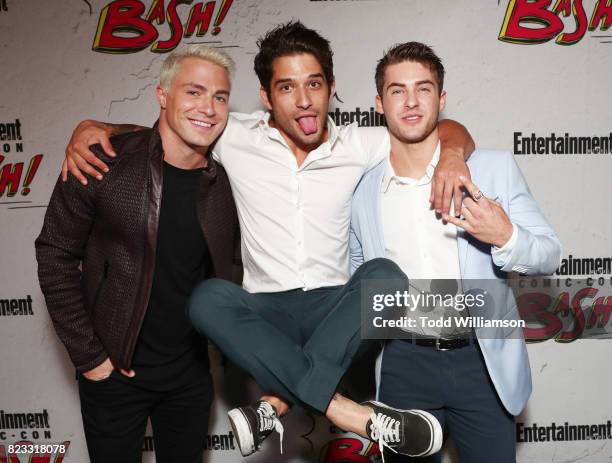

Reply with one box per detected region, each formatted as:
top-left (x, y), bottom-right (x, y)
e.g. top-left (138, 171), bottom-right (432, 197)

top-left (381, 142), bottom-right (517, 279)
top-left (213, 111), bottom-right (389, 293)
top-left (380, 142), bottom-right (517, 337)
top-left (381, 143), bottom-right (462, 281)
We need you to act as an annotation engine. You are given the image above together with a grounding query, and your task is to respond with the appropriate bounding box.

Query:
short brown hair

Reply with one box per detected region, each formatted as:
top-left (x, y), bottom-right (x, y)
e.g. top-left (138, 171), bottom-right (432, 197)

top-left (254, 21), bottom-right (334, 97)
top-left (375, 42), bottom-right (445, 96)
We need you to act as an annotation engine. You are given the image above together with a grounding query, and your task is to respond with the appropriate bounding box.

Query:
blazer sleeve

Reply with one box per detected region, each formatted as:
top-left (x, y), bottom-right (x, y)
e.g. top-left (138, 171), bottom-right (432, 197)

top-left (494, 152), bottom-right (562, 275)
top-left (35, 172), bottom-right (108, 373)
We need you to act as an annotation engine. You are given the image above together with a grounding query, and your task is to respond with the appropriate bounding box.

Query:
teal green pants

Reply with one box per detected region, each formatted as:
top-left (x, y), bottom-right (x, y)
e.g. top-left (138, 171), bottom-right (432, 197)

top-left (187, 258), bottom-right (405, 413)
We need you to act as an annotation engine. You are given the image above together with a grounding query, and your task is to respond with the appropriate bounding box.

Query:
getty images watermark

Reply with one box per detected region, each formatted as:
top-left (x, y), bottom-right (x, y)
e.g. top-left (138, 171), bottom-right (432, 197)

top-left (361, 277), bottom-right (612, 341)
top-left (361, 278), bottom-right (526, 340)
top-left (371, 290), bottom-right (491, 329)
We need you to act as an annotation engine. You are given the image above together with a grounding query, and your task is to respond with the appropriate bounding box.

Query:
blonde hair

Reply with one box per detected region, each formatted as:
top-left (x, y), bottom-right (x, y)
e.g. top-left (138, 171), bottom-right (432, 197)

top-left (159, 45), bottom-right (235, 91)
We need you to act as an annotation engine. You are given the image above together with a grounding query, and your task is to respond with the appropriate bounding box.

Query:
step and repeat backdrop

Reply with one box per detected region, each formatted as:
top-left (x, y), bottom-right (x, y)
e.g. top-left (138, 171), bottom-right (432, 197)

top-left (1, 0), bottom-right (611, 462)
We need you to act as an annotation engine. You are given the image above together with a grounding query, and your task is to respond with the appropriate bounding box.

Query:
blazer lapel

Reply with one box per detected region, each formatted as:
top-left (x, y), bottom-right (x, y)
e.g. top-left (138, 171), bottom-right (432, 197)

top-left (374, 165), bottom-right (387, 257)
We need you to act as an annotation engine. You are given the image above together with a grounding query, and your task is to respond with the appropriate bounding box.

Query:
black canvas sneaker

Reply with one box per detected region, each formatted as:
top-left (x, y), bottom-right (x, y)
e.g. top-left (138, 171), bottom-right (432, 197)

top-left (364, 400), bottom-right (443, 458)
top-left (228, 400), bottom-right (284, 456)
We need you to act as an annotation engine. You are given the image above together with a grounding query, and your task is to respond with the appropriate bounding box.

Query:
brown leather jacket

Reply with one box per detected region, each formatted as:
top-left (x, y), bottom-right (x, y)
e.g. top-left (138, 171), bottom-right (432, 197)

top-left (35, 126), bottom-right (239, 373)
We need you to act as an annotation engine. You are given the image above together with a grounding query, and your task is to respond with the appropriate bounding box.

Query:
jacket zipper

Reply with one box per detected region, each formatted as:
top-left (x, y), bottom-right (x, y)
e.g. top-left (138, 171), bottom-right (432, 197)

top-left (122, 158), bottom-right (163, 368)
top-left (92, 260), bottom-right (109, 310)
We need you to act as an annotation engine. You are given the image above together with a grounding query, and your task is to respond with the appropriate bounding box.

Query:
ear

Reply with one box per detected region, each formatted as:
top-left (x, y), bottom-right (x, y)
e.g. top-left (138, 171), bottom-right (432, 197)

top-left (260, 86), bottom-right (273, 111)
top-left (439, 90), bottom-right (447, 113)
top-left (375, 94), bottom-right (384, 115)
top-left (156, 85), bottom-right (167, 110)
top-left (329, 79), bottom-right (336, 99)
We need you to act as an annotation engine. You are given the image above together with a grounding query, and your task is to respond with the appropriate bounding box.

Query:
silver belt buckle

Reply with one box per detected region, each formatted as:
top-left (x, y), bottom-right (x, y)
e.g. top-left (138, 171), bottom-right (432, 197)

top-left (435, 338), bottom-right (450, 351)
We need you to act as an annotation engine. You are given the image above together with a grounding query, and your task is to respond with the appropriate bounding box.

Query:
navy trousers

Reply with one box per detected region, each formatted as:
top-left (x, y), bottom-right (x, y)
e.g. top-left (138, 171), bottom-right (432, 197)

top-left (379, 339), bottom-right (516, 463)
top-left (187, 258), bottom-right (406, 413)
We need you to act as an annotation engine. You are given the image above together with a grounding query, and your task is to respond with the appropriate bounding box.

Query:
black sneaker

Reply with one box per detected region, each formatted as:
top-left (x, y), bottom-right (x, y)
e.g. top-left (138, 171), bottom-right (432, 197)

top-left (363, 400), bottom-right (443, 457)
top-left (228, 400), bottom-right (284, 456)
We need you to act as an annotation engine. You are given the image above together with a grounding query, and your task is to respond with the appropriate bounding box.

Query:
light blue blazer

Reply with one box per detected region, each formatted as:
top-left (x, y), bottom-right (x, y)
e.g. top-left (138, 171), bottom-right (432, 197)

top-left (349, 149), bottom-right (562, 415)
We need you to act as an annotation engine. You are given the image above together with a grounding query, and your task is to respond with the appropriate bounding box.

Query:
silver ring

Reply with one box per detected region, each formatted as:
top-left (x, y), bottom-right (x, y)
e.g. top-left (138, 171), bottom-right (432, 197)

top-left (473, 190), bottom-right (484, 202)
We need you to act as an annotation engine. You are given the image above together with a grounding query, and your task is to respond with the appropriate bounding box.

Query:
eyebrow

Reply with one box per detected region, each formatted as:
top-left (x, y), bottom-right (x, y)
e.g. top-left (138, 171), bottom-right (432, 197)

top-left (386, 80), bottom-right (436, 90)
top-left (183, 82), bottom-right (230, 95)
top-left (184, 82), bottom-right (206, 91)
top-left (274, 73), bottom-right (325, 86)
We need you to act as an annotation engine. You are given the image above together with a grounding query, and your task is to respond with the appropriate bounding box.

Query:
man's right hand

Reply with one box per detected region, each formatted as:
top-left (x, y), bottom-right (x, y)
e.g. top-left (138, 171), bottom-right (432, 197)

top-left (82, 357), bottom-right (136, 381)
top-left (62, 120), bottom-right (116, 185)
top-left (82, 357), bottom-right (114, 381)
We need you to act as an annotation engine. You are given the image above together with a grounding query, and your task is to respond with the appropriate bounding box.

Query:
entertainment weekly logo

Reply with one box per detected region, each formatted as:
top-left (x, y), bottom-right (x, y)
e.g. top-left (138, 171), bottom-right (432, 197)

top-left (0, 409), bottom-right (71, 463)
top-left (0, 119), bottom-right (44, 202)
top-left (141, 431), bottom-right (236, 452)
top-left (516, 420), bottom-right (612, 443)
top-left (499, 0), bottom-right (612, 45)
top-left (92, 0), bottom-right (236, 53)
top-left (0, 295), bottom-right (34, 317)
top-left (514, 132), bottom-right (612, 155)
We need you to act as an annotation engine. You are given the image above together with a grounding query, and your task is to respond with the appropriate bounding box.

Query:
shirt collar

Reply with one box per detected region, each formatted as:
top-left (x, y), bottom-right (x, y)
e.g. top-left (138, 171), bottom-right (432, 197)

top-left (248, 110), bottom-right (271, 129)
top-left (381, 141), bottom-right (441, 192)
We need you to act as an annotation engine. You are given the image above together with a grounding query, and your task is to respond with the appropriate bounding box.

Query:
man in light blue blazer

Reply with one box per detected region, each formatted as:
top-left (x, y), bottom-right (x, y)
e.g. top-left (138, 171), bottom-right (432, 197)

top-left (350, 42), bottom-right (562, 462)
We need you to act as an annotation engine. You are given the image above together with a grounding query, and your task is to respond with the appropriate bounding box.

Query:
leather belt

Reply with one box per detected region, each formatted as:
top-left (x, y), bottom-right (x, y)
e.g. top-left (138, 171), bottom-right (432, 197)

top-left (405, 337), bottom-right (474, 351)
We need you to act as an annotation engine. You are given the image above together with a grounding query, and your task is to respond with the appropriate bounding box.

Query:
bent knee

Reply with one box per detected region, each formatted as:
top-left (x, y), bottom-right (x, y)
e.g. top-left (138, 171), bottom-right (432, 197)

top-left (186, 278), bottom-right (236, 322)
top-left (361, 258), bottom-right (405, 280)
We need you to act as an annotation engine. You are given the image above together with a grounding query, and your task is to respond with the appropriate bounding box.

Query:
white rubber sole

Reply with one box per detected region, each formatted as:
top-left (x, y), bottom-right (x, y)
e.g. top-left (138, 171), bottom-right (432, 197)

top-left (410, 409), bottom-right (443, 457)
top-left (368, 400), bottom-right (443, 457)
top-left (228, 408), bottom-right (255, 457)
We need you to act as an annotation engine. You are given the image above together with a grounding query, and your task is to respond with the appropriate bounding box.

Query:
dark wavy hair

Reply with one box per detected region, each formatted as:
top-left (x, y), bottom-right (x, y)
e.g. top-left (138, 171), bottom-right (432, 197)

top-left (254, 21), bottom-right (334, 96)
top-left (375, 42), bottom-right (445, 96)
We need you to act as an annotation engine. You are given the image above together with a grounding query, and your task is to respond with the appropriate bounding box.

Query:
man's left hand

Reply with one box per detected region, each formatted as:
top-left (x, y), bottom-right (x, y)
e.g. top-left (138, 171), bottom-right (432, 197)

top-left (443, 176), bottom-right (513, 248)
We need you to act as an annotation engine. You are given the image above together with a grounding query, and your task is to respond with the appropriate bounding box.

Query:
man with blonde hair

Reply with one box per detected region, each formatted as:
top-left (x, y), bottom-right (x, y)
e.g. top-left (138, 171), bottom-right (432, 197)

top-left (35, 44), bottom-right (239, 463)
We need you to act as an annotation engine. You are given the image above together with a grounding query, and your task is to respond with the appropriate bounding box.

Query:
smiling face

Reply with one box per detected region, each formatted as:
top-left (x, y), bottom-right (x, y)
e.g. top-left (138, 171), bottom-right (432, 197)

top-left (376, 60), bottom-right (446, 145)
top-left (156, 57), bottom-right (231, 154)
top-left (260, 53), bottom-right (335, 154)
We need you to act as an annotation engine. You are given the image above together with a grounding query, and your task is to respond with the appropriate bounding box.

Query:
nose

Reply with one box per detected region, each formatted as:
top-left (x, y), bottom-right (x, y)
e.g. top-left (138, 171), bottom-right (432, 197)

top-left (197, 95), bottom-right (216, 116)
top-left (295, 87), bottom-right (312, 110)
top-left (404, 88), bottom-right (418, 109)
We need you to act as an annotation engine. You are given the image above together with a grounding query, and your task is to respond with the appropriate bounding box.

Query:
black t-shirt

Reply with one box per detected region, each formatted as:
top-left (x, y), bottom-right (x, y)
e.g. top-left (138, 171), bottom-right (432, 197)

top-left (131, 161), bottom-right (211, 385)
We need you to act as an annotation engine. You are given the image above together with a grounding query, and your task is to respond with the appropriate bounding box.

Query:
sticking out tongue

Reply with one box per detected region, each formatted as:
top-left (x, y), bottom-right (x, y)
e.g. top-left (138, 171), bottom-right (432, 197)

top-left (297, 116), bottom-right (317, 135)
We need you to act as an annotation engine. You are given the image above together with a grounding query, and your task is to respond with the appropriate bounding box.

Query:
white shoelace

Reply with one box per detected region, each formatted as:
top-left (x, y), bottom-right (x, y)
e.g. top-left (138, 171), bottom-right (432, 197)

top-left (257, 401), bottom-right (285, 453)
top-left (369, 412), bottom-right (400, 463)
